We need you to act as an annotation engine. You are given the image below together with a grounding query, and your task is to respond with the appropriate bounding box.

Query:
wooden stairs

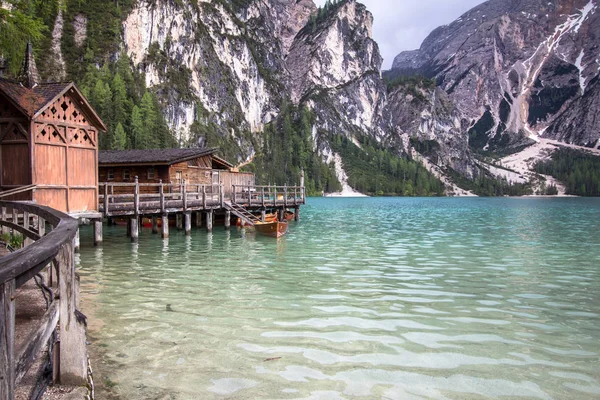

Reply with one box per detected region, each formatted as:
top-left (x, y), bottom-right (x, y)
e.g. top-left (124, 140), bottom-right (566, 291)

top-left (224, 202), bottom-right (261, 226)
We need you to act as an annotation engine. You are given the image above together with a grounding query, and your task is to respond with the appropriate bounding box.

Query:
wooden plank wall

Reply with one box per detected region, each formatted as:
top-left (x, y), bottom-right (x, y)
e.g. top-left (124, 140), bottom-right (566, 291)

top-left (32, 91), bottom-right (99, 213)
top-left (0, 95), bottom-right (32, 200)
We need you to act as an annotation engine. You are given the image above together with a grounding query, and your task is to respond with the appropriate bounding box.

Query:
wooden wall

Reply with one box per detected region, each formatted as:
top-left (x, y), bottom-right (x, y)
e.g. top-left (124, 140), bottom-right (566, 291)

top-left (32, 91), bottom-right (99, 213)
top-left (0, 94), bottom-right (32, 200)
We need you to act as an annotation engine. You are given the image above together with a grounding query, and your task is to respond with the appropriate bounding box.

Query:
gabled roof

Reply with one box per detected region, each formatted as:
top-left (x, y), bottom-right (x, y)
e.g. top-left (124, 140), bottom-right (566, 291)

top-left (99, 148), bottom-right (222, 166)
top-left (0, 78), bottom-right (107, 132)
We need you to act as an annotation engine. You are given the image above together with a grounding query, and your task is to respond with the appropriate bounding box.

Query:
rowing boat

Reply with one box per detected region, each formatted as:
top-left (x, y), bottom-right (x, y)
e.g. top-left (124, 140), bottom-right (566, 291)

top-left (254, 221), bottom-right (288, 238)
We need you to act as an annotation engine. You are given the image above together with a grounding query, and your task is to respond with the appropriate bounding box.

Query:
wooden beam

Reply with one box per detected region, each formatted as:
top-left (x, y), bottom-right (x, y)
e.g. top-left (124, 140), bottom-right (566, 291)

top-left (57, 240), bottom-right (87, 385)
top-left (93, 220), bottom-right (102, 246)
top-left (0, 279), bottom-right (16, 400)
top-left (161, 214), bottom-right (169, 239)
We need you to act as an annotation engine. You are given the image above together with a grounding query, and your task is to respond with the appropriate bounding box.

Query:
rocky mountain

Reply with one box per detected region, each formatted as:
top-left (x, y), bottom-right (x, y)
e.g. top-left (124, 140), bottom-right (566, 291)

top-left (391, 0), bottom-right (600, 154)
top-left (6, 0), bottom-right (599, 195)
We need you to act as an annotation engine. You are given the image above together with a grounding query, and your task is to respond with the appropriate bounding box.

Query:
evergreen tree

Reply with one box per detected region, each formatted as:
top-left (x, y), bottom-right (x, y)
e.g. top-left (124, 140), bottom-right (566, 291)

top-left (130, 105), bottom-right (145, 149)
top-left (112, 122), bottom-right (127, 150)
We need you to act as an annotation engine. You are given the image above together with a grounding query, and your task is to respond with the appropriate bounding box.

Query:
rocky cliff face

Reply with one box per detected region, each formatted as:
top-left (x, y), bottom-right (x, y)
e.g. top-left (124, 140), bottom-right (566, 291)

top-left (286, 0), bottom-right (388, 145)
top-left (391, 0), bottom-right (600, 153)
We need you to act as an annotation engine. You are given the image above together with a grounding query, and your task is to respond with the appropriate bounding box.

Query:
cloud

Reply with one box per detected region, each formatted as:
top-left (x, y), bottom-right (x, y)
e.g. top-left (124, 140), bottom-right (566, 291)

top-left (313, 0), bottom-right (486, 69)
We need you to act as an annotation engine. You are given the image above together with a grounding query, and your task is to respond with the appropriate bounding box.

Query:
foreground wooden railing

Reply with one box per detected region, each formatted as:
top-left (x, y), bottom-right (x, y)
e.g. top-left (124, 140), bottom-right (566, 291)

top-left (98, 179), bottom-right (305, 217)
top-left (0, 201), bottom-right (88, 399)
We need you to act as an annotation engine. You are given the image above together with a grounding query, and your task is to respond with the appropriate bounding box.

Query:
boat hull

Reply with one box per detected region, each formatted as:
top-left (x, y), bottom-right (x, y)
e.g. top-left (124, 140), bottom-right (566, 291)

top-left (254, 221), bottom-right (288, 238)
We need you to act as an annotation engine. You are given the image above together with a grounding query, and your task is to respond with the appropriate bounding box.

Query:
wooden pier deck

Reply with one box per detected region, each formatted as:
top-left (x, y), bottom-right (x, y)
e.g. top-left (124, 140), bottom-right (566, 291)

top-left (97, 179), bottom-right (305, 240)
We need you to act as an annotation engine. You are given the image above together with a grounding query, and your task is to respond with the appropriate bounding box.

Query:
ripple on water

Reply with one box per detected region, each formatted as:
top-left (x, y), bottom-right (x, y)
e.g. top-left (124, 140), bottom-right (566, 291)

top-left (77, 197), bottom-right (600, 399)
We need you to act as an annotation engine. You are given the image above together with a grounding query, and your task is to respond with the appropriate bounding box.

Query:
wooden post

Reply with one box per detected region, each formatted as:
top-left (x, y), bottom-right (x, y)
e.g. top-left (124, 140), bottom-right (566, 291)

top-left (159, 180), bottom-right (165, 214)
top-left (161, 214), bottom-right (169, 239)
top-left (11, 208), bottom-right (17, 236)
top-left (73, 228), bottom-right (80, 253)
top-left (284, 184), bottom-right (288, 208)
top-left (94, 219), bottom-right (103, 246)
top-left (0, 279), bottom-right (16, 399)
top-left (294, 187), bottom-right (298, 205)
top-left (224, 210), bottom-right (231, 230)
top-left (57, 241), bottom-right (88, 385)
top-left (294, 206), bottom-right (300, 221)
top-left (182, 179), bottom-right (187, 212)
top-left (1, 206), bottom-right (7, 235)
top-left (151, 216), bottom-right (158, 234)
top-left (202, 186), bottom-right (206, 209)
top-left (176, 214), bottom-right (183, 230)
top-left (134, 176), bottom-right (140, 216)
top-left (261, 209), bottom-right (266, 222)
top-left (23, 211), bottom-right (31, 247)
top-left (206, 211), bottom-right (213, 232)
top-left (196, 212), bottom-right (202, 228)
top-left (184, 212), bottom-right (192, 236)
top-left (130, 218), bottom-right (138, 242)
top-left (38, 216), bottom-right (45, 237)
top-left (220, 185), bottom-right (224, 209)
top-left (103, 183), bottom-right (109, 217)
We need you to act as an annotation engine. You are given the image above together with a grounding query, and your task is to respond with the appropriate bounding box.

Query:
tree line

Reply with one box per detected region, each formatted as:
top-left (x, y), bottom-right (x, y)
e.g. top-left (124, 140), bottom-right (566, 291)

top-left (329, 134), bottom-right (446, 196)
top-left (535, 148), bottom-right (600, 196)
top-left (246, 102), bottom-right (342, 195)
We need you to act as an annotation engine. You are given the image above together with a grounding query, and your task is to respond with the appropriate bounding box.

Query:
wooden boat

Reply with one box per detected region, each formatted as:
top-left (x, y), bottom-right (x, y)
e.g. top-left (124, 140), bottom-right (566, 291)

top-left (236, 212), bottom-right (277, 226)
top-left (254, 221), bottom-right (288, 238)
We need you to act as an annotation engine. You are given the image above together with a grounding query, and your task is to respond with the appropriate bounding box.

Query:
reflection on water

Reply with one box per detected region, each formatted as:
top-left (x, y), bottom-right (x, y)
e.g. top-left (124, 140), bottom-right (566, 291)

top-left (77, 198), bottom-right (600, 399)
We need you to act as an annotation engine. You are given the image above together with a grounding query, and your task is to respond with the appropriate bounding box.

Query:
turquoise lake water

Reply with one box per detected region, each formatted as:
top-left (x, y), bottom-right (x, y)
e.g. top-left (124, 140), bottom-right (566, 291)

top-left (77, 197), bottom-right (600, 399)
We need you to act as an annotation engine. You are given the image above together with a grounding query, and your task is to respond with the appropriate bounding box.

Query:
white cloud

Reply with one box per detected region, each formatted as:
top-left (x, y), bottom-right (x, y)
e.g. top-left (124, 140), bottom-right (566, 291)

top-left (313, 0), bottom-right (486, 69)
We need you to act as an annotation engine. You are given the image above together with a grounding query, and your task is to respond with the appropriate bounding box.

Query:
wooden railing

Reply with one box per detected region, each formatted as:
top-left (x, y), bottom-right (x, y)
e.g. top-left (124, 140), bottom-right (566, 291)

top-left (232, 185), bottom-right (306, 207)
top-left (99, 179), bottom-right (305, 217)
top-left (0, 201), bottom-right (88, 399)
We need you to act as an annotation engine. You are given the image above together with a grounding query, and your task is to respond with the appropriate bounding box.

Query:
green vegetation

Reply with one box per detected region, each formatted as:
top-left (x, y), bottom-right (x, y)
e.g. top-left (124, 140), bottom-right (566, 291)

top-left (0, 0), bottom-right (59, 74)
top-left (447, 168), bottom-right (533, 197)
top-left (246, 103), bottom-right (341, 196)
top-left (1, 232), bottom-right (23, 250)
top-left (78, 53), bottom-right (177, 150)
top-left (330, 134), bottom-right (445, 196)
top-left (535, 148), bottom-right (600, 196)
top-left (383, 74), bottom-right (436, 97)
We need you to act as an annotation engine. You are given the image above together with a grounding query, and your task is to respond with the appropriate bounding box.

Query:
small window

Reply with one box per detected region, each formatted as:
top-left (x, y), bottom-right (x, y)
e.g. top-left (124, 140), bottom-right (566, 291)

top-left (148, 168), bottom-right (155, 179)
top-left (107, 169), bottom-right (114, 180)
top-left (124, 169), bottom-right (131, 181)
top-left (175, 171), bottom-right (182, 183)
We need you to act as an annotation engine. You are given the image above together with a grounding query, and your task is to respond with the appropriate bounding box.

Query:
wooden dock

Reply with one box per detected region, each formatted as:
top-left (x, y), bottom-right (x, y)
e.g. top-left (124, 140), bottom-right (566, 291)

top-left (97, 178), bottom-right (305, 241)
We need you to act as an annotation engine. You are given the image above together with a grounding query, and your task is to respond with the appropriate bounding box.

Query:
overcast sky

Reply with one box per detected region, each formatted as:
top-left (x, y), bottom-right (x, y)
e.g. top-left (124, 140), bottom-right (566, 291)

top-left (314, 0), bottom-right (486, 69)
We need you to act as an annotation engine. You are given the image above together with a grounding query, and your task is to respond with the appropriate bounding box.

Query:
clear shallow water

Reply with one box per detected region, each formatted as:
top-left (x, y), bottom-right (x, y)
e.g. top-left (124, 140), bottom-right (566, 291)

top-left (77, 197), bottom-right (600, 399)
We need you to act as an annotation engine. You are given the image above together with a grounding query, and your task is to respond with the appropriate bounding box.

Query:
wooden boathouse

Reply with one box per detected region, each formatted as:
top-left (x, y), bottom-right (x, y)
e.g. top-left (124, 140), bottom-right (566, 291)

top-left (0, 43), bottom-right (106, 214)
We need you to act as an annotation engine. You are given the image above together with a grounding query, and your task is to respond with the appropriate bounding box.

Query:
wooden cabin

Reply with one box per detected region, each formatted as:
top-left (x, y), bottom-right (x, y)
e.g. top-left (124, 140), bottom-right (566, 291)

top-left (0, 43), bottom-right (107, 213)
top-left (98, 148), bottom-right (254, 196)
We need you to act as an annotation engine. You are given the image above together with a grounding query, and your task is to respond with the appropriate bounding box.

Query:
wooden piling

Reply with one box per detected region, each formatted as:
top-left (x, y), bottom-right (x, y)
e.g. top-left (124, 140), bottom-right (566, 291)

top-left (206, 211), bottom-right (213, 232)
top-left (176, 214), bottom-right (183, 230)
top-left (294, 206), bottom-right (300, 221)
top-left (161, 214), bottom-right (169, 239)
top-left (224, 210), bottom-right (231, 230)
top-left (185, 212), bottom-right (192, 235)
top-left (261, 209), bottom-right (266, 222)
top-left (94, 219), bottom-right (103, 246)
top-left (152, 216), bottom-right (159, 234)
top-left (195, 211), bottom-right (202, 228)
top-left (130, 218), bottom-right (138, 242)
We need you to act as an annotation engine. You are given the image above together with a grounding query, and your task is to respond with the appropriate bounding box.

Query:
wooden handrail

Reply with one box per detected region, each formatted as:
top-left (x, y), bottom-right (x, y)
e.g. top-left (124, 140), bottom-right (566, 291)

top-left (0, 201), bottom-right (88, 399)
top-left (0, 185), bottom-right (37, 199)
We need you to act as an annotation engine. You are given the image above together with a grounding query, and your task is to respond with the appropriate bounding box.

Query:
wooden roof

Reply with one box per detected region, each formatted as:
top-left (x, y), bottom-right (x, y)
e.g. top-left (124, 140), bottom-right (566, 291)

top-left (98, 148), bottom-right (233, 167)
top-left (0, 78), bottom-right (107, 132)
